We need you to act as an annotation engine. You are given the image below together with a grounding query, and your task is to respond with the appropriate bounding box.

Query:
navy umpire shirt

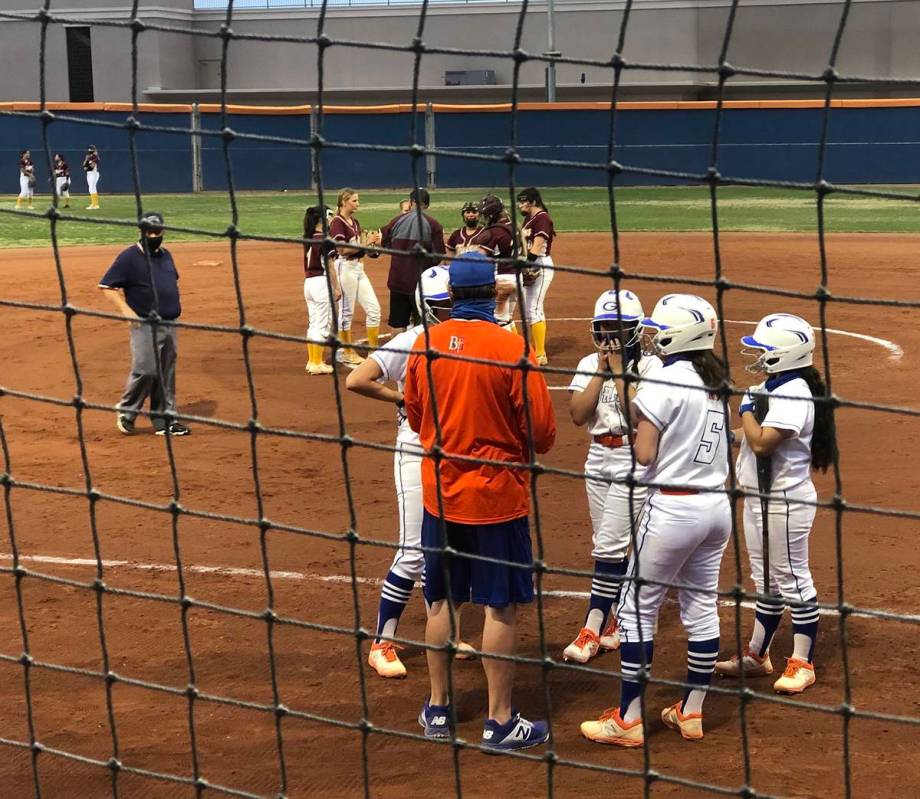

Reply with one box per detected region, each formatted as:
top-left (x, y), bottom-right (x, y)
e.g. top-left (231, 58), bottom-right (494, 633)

top-left (99, 243), bottom-right (181, 320)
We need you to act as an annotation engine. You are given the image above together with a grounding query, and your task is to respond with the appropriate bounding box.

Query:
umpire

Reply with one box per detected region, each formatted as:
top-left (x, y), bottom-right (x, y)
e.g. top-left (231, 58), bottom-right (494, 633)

top-left (380, 187), bottom-right (446, 333)
top-left (98, 212), bottom-right (190, 437)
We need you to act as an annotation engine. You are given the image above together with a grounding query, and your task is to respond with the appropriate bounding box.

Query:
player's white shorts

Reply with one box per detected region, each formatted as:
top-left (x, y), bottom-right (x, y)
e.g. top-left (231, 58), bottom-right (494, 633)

top-left (522, 254), bottom-right (554, 325)
top-left (585, 442), bottom-right (647, 562)
top-left (495, 273), bottom-right (518, 323)
top-left (19, 174), bottom-right (32, 199)
top-left (304, 275), bottom-right (334, 346)
top-left (55, 176), bottom-right (70, 197)
top-left (743, 480), bottom-right (817, 602)
top-left (617, 490), bottom-right (731, 642)
top-left (336, 258), bottom-right (381, 332)
top-left (86, 170), bottom-right (99, 194)
top-left (389, 440), bottom-right (424, 582)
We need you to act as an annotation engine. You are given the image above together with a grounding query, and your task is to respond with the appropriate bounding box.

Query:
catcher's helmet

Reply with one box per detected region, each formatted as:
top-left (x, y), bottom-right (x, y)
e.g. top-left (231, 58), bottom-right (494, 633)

top-left (461, 201), bottom-right (479, 218)
top-left (479, 194), bottom-right (504, 224)
top-left (641, 294), bottom-right (718, 356)
top-left (741, 313), bottom-right (815, 374)
top-left (87, 145), bottom-right (97, 152)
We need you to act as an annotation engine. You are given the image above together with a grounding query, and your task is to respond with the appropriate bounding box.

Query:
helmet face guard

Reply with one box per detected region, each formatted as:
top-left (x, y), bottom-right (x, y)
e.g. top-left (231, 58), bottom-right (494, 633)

top-left (591, 320), bottom-right (640, 351)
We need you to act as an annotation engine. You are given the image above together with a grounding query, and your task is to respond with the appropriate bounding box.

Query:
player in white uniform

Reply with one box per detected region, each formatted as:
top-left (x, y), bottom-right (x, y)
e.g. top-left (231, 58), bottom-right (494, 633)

top-left (580, 294), bottom-right (732, 747)
top-left (346, 267), bottom-right (474, 678)
top-left (714, 313), bottom-right (835, 694)
top-left (563, 290), bottom-right (661, 663)
top-left (16, 150), bottom-right (34, 210)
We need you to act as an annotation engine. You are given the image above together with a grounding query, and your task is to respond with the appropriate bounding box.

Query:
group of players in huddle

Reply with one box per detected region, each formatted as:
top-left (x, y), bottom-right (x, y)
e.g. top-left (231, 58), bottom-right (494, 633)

top-left (299, 190), bottom-right (836, 751)
top-left (15, 146), bottom-right (101, 210)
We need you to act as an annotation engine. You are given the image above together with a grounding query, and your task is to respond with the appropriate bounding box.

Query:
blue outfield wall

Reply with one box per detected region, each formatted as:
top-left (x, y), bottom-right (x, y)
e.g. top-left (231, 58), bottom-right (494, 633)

top-left (3, 105), bottom-right (920, 193)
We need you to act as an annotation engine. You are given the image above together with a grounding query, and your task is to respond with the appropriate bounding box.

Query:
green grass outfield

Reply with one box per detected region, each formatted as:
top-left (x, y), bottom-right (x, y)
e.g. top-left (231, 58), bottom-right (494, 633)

top-left (2, 185), bottom-right (920, 248)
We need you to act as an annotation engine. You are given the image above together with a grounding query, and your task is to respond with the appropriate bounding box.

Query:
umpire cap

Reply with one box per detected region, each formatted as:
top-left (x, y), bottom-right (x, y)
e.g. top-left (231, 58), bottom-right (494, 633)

top-left (449, 251), bottom-right (494, 288)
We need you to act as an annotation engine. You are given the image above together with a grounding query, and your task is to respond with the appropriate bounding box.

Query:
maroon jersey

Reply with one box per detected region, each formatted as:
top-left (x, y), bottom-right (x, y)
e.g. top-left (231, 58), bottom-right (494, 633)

top-left (380, 211), bottom-right (446, 294)
top-left (447, 226), bottom-right (482, 254)
top-left (329, 214), bottom-right (362, 259)
top-left (54, 159), bottom-right (70, 179)
top-left (470, 223), bottom-right (515, 274)
top-left (83, 152), bottom-right (99, 172)
top-left (20, 157), bottom-right (33, 176)
top-left (303, 238), bottom-right (336, 278)
top-left (521, 209), bottom-right (554, 257)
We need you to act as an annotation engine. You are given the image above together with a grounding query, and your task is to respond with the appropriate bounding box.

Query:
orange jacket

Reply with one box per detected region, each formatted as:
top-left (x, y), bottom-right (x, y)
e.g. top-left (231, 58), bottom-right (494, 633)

top-left (404, 319), bottom-right (557, 524)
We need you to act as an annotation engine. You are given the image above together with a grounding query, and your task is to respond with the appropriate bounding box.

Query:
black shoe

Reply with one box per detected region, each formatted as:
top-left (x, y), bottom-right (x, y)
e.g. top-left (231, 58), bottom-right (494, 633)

top-left (156, 422), bottom-right (191, 436)
top-left (116, 414), bottom-right (135, 435)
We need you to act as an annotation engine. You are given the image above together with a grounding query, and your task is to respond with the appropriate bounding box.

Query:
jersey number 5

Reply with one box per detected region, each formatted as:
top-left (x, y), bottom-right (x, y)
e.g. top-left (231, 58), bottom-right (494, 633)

top-left (693, 409), bottom-right (725, 465)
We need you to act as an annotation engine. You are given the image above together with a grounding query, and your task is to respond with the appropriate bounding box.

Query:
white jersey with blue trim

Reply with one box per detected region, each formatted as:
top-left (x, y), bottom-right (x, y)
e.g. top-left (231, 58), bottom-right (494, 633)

top-left (737, 374), bottom-right (814, 492)
top-left (369, 324), bottom-right (425, 446)
top-left (568, 353), bottom-right (662, 437)
top-left (632, 358), bottom-right (729, 490)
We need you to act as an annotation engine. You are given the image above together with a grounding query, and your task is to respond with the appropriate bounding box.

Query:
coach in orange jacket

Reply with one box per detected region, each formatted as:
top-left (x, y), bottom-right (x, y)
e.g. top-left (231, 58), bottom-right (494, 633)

top-left (404, 251), bottom-right (556, 752)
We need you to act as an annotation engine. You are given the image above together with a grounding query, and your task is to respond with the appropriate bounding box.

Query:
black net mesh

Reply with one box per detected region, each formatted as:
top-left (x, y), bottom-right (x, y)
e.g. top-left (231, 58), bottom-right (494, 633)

top-left (1, 0), bottom-right (919, 797)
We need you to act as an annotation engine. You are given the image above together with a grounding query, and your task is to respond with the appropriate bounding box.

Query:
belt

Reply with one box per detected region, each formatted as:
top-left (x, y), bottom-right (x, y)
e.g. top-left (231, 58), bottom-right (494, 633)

top-left (659, 487), bottom-right (699, 495)
top-left (592, 433), bottom-right (630, 448)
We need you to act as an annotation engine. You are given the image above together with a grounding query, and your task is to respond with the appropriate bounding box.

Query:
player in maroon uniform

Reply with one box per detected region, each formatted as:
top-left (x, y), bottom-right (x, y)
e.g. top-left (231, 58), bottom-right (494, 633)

top-left (446, 202), bottom-right (482, 257)
top-left (53, 153), bottom-right (71, 208)
top-left (17, 149), bottom-right (34, 210)
top-left (517, 187), bottom-right (556, 365)
top-left (469, 194), bottom-right (517, 331)
top-left (303, 205), bottom-right (341, 374)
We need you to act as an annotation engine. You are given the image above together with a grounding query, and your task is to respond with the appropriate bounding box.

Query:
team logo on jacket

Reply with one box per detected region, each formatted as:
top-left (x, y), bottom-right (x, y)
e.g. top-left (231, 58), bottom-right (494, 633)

top-left (448, 336), bottom-right (464, 353)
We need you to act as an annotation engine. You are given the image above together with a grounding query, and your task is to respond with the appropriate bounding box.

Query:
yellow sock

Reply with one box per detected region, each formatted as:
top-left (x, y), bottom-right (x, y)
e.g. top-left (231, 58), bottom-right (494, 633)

top-left (307, 343), bottom-right (320, 365)
top-left (366, 326), bottom-right (379, 349)
top-left (15, 198), bottom-right (22, 208)
top-left (531, 320), bottom-right (547, 358)
top-left (92, 193), bottom-right (99, 207)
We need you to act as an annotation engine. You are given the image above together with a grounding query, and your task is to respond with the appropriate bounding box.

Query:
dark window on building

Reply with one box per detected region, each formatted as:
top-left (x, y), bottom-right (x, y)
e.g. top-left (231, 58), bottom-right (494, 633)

top-left (66, 27), bottom-right (94, 103)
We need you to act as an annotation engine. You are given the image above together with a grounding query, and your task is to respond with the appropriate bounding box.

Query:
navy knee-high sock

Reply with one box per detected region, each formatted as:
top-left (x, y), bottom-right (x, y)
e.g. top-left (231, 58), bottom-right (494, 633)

top-left (682, 637), bottom-right (719, 715)
top-left (374, 571), bottom-right (415, 644)
top-left (750, 594), bottom-right (785, 658)
top-left (584, 559), bottom-right (627, 634)
top-left (791, 595), bottom-right (819, 662)
top-left (619, 640), bottom-right (654, 723)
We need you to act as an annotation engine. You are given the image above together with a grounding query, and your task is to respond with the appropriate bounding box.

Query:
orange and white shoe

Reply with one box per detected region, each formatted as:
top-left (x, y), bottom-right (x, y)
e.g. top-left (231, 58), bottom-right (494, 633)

top-left (368, 642), bottom-right (407, 679)
top-left (599, 617), bottom-right (621, 651)
top-left (773, 657), bottom-right (815, 694)
top-left (455, 641), bottom-right (477, 661)
top-left (661, 701), bottom-right (703, 741)
top-left (714, 646), bottom-right (773, 678)
top-left (580, 708), bottom-right (644, 748)
top-left (563, 627), bottom-right (601, 663)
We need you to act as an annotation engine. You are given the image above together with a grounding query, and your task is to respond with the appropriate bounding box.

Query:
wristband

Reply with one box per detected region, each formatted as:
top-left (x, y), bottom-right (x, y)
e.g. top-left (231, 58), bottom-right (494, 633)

top-left (526, 252), bottom-right (538, 262)
top-left (739, 402), bottom-right (755, 417)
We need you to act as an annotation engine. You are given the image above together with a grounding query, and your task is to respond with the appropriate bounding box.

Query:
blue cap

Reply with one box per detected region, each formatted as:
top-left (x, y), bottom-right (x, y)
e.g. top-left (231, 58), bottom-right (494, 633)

top-left (449, 251), bottom-right (495, 288)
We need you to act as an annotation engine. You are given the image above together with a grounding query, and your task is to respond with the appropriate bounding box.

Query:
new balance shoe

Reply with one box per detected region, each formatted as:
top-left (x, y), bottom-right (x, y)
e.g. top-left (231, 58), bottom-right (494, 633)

top-left (481, 713), bottom-right (549, 753)
top-left (116, 414), bottom-right (135, 435)
top-left (580, 708), bottom-right (644, 748)
top-left (368, 642), bottom-right (407, 679)
top-left (599, 617), bottom-right (621, 651)
top-left (714, 646), bottom-right (773, 678)
top-left (455, 641), bottom-right (477, 661)
top-left (155, 422), bottom-right (191, 436)
top-left (563, 627), bottom-right (600, 663)
top-left (418, 699), bottom-right (452, 739)
top-left (773, 657), bottom-right (816, 694)
top-left (661, 701), bottom-right (704, 741)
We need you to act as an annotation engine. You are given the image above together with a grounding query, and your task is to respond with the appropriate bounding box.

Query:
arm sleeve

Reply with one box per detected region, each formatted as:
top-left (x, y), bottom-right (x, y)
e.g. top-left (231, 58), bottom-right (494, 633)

top-left (567, 354), bottom-right (596, 392)
top-left (762, 386), bottom-right (809, 435)
top-left (512, 354), bottom-right (557, 454)
top-left (99, 252), bottom-right (129, 288)
top-left (380, 219), bottom-right (394, 248)
top-left (431, 220), bottom-right (446, 255)
top-left (403, 340), bottom-right (426, 433)
top-left (632, 381), bottom-right (678, 432)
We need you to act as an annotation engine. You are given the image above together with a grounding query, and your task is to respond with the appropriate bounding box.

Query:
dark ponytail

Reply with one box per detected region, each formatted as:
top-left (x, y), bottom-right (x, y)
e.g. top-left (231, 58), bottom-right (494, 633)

top-left (303, 205), bottom-right (326, 240)
top-left (689, 351), bottom-right (730, 397)
top-left (800, 366), bottom-right (837, 472)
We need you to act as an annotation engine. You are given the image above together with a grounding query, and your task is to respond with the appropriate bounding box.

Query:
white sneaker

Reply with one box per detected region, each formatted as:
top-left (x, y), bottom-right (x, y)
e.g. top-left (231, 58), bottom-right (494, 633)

top-left (714, 646), bottom-right (773, 678)
top-left (773, 657), bottom-right (815, 694)
top-left (305, 362), bottom-right (334, 375)
top-left (455, 641), bottom-right (477, 660)
top-left (368, 642), bottom-right (407, 679)
top-left (599, 617), bottom-right (620, 651)
top-left (563, 627), bottom-right (601, 663)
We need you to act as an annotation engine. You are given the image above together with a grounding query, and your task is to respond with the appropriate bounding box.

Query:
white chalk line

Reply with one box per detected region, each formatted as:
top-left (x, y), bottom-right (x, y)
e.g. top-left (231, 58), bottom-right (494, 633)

top-left (0, 552), bottom-right (842, 616)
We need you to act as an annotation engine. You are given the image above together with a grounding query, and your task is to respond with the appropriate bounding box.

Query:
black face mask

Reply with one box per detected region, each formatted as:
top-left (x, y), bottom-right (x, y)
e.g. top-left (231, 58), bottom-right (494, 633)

top-left (142, 235), bottom-right (163, 253)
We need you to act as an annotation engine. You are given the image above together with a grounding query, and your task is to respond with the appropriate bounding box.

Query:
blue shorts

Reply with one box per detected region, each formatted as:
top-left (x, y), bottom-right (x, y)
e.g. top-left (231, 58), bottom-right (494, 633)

top-left (421, 510), bottom-right (535, 608)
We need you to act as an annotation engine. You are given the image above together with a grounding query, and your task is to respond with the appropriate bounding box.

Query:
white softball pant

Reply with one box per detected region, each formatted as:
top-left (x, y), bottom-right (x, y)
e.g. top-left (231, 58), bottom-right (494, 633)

top-left (336, 258), bottom-right (380, 332)
top-left (495, 273), bottom-right (518, 324)
top-left (522, 255), bottom-right (554, 325)
top-left (585, 443), bottom-right (647, 561)
top-left (743, 481), bottom-right (817, 603)
top-left (304, 275), bottom-right (334, 345)
top-left (617, 491), bottom-right (731, 643)
top-left (86, 170), bottom-right (99, 194)
top-left (389, 443), bottom-right (424, 582)
top-left (18, 175), bottom-right (32, 199)
top-left (55, 176), bottom-right (70, 198)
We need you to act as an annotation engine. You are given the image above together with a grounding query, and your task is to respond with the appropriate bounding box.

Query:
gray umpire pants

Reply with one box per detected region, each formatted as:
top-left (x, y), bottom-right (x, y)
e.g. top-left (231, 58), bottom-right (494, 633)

top-left (118, 323), bottom-right (178, 430)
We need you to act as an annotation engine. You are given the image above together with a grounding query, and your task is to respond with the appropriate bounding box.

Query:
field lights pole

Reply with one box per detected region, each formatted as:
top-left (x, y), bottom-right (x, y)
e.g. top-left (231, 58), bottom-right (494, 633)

top-left (545, 0), bottom-right (559, 103)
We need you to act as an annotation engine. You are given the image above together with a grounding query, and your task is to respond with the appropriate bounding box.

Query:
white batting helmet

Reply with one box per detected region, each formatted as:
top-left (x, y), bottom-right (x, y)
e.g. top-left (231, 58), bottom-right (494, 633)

top-left (742, 313), bottom-right (815, 374)
top-left (642, 294), bottom-right (718, 356)
top-left (591, 289), bottom-right (644, 348)
top-left (416, 266), bottom-right (452, 325)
